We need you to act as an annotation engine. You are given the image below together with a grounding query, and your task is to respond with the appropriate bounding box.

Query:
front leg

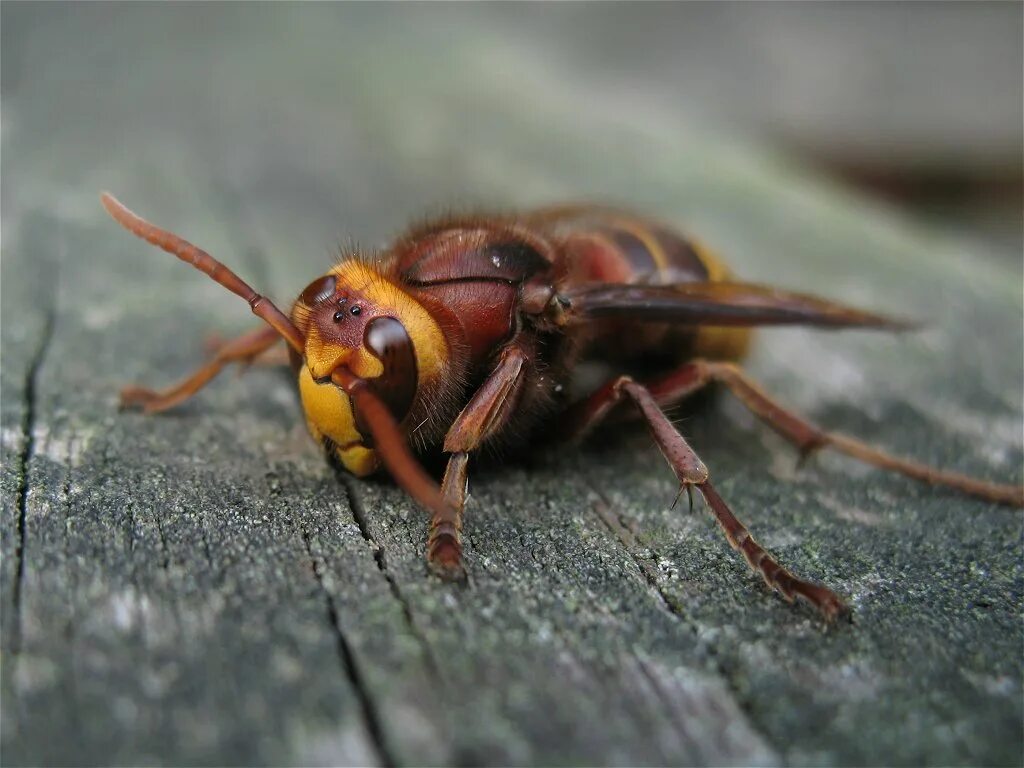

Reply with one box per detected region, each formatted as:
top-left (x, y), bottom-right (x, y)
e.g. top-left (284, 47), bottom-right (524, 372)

top-left (429, 342), bottom-right (531, 577)
top-left (428, 452), bottom-right (469, 575)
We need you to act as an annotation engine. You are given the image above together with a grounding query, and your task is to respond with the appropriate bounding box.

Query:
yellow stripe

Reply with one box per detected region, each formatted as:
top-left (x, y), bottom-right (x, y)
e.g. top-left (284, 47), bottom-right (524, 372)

top-left (687, 240), bottom-right (751, 361)
top-left (689, 239), bottom-right (731, 282)
top-left (616, 219), bottom-right (669, 274)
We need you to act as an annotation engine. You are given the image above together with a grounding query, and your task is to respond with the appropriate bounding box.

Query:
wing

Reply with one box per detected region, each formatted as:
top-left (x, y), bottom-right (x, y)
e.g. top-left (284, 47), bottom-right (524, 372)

top-left (562, 281), bottom-right (913, 330)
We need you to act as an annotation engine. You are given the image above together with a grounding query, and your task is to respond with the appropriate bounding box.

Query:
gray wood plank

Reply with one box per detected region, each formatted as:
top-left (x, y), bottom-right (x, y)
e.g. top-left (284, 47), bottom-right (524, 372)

top-left (2, 5), bottom-right (1021, 766)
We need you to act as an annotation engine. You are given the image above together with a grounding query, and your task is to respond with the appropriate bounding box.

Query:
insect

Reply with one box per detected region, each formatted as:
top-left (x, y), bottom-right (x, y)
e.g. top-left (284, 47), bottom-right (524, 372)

top-left (101, 193), bottom-right (1023, 621)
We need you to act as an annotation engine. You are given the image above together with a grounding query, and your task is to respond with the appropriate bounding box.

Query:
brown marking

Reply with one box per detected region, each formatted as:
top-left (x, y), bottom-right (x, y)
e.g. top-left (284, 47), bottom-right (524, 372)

top-left (400, 228), bottom-right (552, 285)
top-left (602, 226), bottom-right (662, 278)
top-left (528, 208), bottom-right (709, 285)
top-left (561, 232), bottom-right (635, 284)
top-left (300, 278), bottom-right (416, 383)
top-left (651, 226), bottom-right (711, 282)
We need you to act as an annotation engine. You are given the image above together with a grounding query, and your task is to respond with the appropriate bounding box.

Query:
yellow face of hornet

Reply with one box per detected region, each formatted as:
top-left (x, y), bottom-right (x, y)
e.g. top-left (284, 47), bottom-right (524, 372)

top-left (292, 260), bottom-right (448, 476)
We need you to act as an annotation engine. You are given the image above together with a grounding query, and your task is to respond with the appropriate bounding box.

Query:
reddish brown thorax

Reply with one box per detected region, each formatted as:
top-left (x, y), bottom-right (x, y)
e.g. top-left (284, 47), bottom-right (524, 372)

top-left (392, 224), bottom-right (556, 366)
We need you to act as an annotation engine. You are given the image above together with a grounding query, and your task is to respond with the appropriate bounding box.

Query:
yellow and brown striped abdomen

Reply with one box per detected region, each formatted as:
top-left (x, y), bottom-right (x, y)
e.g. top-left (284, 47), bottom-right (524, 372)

top-left (533, 208), bottom-right (752, 363)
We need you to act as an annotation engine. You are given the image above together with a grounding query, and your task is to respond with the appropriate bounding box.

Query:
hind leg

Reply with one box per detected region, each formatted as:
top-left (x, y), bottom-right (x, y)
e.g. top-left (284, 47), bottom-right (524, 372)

top-left (565, 360), bottom-right (1023, 507)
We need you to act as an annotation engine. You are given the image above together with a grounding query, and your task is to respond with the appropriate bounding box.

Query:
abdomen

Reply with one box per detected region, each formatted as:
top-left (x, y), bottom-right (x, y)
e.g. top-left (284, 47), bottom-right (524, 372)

top-left (527, 207), bottom-right (752, 364)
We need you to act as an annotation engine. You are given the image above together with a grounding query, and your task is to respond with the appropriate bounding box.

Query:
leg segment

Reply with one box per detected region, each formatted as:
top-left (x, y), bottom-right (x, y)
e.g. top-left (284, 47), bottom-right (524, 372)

top-left (426, 341), bottom-right (531, 575)
top-left (567, 360), bottom-right (1024, 508)
top-left (571, 375), bottom-right (848, 619)
top-left (698, 480), bottom-right (846, 618)
top-left (121, 325), bottom-right (281, 414)
top-left (428, 452), bottom-right (470, 576)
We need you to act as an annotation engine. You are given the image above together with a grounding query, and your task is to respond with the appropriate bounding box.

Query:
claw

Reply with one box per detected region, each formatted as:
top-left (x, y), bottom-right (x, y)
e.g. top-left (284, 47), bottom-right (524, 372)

top-left (669, 483), bottom-right (698, 514)
top-left (670, 483), bottom-right (687, 511)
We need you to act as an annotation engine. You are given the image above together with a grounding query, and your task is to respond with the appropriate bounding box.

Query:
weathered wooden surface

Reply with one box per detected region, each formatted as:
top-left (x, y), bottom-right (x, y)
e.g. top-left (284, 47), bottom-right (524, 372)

top-left (2, 5), bottom-right (1022, 766)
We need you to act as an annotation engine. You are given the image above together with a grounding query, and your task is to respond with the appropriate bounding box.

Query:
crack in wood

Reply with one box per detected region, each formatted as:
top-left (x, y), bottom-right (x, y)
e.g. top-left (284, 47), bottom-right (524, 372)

top-left (56, 458), bottom-right (86, 738)
top-left (194, 498), bottom-right (229, 593)
top-left (585, 482), bottom-right (780, 756)
top-left (296, 524), bottom-right (397, 768)
top-left (154, 506), bottom-right (171, 573)
top-left (126, 505), bottom-right (138, 555)
top-left (60, 467), bottom-right (75, 644)
top-left (338, 476), bottom-right (443, 682)
top-left (588, 490), bottom-right (692, 624)
top-left (10, 304), bottom-right (56, 656)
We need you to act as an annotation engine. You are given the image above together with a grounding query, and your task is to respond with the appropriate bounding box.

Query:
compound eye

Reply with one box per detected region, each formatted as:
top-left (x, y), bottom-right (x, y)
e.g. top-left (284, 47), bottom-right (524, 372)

top-left (299, 275), bottom-right (337, 305)
top-left (355, 317), bottom-right (418, 435)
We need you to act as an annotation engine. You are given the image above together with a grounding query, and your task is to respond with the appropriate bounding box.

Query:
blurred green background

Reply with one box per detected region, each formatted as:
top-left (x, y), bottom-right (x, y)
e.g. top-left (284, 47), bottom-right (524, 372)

top-left (4, 2), bottom-right (1021, 259)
